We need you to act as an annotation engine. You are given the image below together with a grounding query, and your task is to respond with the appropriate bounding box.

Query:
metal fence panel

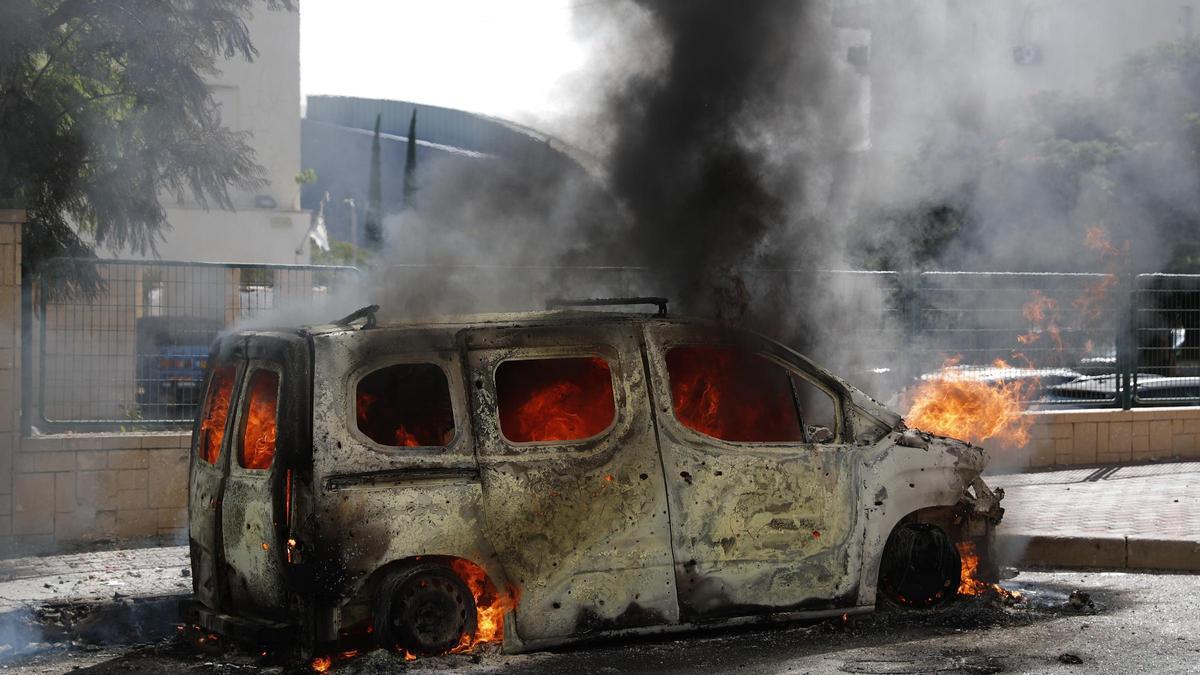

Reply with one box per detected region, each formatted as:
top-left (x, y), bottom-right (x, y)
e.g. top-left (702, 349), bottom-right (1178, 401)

top-left (32, 260), bottom-right (1200, 429)
top-left (36, 259), bottom-right (359, 430)
top-left (908, 272), bottom-right (1122, 407)
top-left (1133, 274), bottom-right (1200, 404)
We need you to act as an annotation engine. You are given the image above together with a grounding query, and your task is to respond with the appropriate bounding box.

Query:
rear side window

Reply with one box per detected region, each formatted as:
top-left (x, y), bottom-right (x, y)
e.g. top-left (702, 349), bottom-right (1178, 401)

top-left (198, 366), bottom-right (236, 464)
top-left (666, 346), bottom-right (804, 443)
top-left (239, 370), bottom-right (279, 470)
top-left (496, 356), bottom-right (616, 443)
top-left (356, 364), bottom-right (455, 447)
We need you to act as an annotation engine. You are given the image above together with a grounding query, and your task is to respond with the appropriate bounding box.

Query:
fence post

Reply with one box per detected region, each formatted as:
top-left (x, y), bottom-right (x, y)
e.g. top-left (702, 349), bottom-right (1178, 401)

top-left (20, 274), bottom-right (31, 436)
top-left (1117, 272), bottom-right (1136, 410)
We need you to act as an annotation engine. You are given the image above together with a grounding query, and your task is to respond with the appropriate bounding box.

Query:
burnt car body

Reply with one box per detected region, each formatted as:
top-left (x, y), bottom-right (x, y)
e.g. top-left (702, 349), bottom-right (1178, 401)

top-left (181, 308), bottom-right (1004, 656)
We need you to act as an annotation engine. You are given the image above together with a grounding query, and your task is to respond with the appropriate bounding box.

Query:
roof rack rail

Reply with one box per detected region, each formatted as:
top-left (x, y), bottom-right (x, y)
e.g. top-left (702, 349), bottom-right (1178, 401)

top-left (333, 304), bottom-right (380, 329)
top-left (546, 296), bottom-right (669, 316)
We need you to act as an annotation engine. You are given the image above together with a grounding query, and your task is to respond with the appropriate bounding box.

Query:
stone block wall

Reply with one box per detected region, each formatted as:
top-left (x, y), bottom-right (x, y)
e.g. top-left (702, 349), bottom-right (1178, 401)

top-left (7, 433), bottom-right (190, 554)
top-left (990, 408), bottom-right (1200, 471)
top-left (0, 212), bottom-right (22, 549)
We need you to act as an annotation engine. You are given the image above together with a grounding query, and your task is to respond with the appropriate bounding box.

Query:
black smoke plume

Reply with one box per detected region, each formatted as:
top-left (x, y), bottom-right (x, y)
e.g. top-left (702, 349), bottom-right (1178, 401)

top-left (599, 0), bottom-right (849, 340)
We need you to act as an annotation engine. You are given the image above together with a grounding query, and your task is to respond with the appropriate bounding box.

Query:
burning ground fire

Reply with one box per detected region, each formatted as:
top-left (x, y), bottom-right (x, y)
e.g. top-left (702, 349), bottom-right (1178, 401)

top-left (956, 541), bottom-right (1023, 603)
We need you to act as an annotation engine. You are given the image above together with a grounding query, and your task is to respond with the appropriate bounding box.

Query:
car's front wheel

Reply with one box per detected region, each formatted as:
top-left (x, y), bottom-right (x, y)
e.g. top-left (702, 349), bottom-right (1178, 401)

top-left (374, 564), bottom-right (478, 656)
top-left (877, 523), bottom-right (961, 609)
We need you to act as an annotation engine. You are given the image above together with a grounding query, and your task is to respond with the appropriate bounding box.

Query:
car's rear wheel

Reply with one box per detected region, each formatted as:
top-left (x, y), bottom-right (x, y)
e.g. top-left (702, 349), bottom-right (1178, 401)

top-left (374, 564), bottom-right (477, 656)
top-left (877, 523), bottom-right (961, 609)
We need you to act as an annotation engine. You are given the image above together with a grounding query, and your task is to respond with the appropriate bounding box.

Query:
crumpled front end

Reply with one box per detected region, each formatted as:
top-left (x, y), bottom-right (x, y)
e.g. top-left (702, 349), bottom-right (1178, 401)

top-left (857, 426), bottom-right (1006, 606)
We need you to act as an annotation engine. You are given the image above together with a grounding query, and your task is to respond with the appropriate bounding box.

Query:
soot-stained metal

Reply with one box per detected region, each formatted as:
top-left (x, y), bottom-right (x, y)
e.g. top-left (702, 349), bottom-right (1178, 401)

top-left (182, 309), bottom-right (1005, 655)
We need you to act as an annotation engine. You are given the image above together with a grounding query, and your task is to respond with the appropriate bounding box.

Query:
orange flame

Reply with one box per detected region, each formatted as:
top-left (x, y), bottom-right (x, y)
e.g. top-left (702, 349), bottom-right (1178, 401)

top-left (1083, 226), bottom-right (1125, 259)
top-left (356, 387), bottom-right (454, 447)
top-left (497, 357), bottom-right (615, 443)
top-left (956, 540), bottom-right (1022, 601)
top-left (310, 656), bottom-right (332, 672)
top-left (1074, 227), bottom-right (1126, 324)
top-left (393, 426), bottom-right (421, 447)
top-left (905, 359), bottom-right (1035, 447)
top-left (198, 366), bottom-right (235, 464)
top-left (448, 558), bottom-right (520, 650)
top-left (240, 371), bottom-right (278, 470)
top-left (667, 346), bottom-right (804, 442)
top-left (1018, 291), bottom-right (1063, 351)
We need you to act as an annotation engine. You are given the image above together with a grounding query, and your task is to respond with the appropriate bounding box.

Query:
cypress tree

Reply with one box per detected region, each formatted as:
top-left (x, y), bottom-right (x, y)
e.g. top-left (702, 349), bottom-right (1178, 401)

top-left (403, 109), bottom-right (419, 209)
top-left (364, 113), bottom-right (383, 249)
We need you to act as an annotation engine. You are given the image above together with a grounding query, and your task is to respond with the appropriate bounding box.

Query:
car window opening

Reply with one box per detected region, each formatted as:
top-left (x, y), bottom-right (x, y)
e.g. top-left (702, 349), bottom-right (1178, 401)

top-left (496, 356), bottom-right (616, 443)
top-left (666, 345), bottom-right (805, 443)
top-left (790, 374), bottom-right (838, 443)
top-left (198, 365), bottom-right (236, 464)
top-left (356, 364), bottom-right (456, 447)
top-left (240, 369), bottom-right (279, 470)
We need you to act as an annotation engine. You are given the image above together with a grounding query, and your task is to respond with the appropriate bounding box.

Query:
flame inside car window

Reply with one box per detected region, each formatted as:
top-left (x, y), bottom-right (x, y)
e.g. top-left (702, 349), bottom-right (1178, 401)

top-left (666, 345), bottom-right (804, 443)
top-left (240, 370), bottom-right (279, 470)
top-left (198, 366), bottom-right (236, 464)
top-left (356, 364), bottom-right (456, 447)
top-left (496, 357), bottom-right (616, 443)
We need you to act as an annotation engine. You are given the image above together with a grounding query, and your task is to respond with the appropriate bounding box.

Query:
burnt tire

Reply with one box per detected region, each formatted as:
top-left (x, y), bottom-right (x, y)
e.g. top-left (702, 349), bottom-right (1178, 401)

top-left (877, 523), bottom-right (961, 609)
top-left (374, 564), bottom-right (477, 656)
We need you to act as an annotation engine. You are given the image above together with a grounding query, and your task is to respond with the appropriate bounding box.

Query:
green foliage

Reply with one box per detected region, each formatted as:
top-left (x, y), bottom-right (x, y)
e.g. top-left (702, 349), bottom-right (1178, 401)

top-left (294, 168), bottom-right (317, 185)
top-left (0, 0), bottom-right (295, 296)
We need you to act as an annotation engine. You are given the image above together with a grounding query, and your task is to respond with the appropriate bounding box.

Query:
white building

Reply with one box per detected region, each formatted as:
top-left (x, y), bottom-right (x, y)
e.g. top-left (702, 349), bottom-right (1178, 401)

top-left (138, 5), bottom-right (309, 265)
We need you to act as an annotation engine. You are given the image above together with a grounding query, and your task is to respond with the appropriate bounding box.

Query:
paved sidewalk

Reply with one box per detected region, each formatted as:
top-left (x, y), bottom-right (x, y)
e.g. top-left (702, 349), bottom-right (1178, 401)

top-left (0, 545), bottom-right (189, 614)
top-left (990, 461), bottom-right (1200, 571)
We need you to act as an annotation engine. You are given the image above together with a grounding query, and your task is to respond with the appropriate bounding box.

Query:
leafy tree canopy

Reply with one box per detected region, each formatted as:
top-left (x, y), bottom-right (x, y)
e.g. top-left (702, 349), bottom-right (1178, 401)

top-left (0, 0), bottom-right (294, 292)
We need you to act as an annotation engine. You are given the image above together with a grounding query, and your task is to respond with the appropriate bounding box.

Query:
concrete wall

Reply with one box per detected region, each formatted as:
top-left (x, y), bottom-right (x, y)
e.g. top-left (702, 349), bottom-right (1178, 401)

top-left (8, 433), bottom-right (190, 555)
top-left (1002, 407), bottom-right (1200, 472)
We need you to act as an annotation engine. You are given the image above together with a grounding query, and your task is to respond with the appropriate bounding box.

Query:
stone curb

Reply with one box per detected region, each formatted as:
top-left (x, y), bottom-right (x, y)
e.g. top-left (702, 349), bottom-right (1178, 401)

top-left (998, 533), bottom-right (1200, 572)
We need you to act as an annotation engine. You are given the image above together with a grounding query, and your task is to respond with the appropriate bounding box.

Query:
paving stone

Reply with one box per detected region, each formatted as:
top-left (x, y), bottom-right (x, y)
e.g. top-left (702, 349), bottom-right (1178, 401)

top-left (991, 462), bottom-right (1200, 542)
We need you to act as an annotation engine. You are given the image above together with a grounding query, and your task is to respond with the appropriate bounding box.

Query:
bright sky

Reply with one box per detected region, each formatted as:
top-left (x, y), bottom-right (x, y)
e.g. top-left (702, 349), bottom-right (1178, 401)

top-left (300, 0), bottom-right (589, 120)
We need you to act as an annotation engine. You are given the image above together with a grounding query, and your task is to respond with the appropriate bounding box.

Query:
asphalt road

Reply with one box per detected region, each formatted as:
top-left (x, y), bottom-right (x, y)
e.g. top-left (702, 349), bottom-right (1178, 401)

top-left (4, 571), bottom-right (1199, 674)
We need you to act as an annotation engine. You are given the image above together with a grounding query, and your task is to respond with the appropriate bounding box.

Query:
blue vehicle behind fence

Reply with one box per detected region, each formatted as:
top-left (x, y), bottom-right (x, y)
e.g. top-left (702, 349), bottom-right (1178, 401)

top-left (136, 316), bottom-right (223, 421)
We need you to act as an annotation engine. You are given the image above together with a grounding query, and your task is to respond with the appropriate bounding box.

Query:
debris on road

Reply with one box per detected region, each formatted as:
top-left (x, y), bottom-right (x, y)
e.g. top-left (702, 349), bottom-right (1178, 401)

top-left (1067, 590), bottom-right (1094, 612)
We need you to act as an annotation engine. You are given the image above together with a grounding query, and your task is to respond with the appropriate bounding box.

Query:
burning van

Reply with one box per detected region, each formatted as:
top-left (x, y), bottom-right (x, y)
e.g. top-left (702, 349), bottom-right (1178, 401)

top-left (181, 300), bottom-right (1005, 658)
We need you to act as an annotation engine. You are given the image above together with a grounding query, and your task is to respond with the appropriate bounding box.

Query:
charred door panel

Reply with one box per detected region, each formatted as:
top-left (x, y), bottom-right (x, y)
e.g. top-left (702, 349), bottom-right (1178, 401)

top-left (643, 324), bottom-right (862, 617)
top-left (218, 333), bottom-right (311, 620)
top-left (306, 333), bottom-right (500, 626)
top-left (464, 325), bottom-right (678, 641)
top-left (189, 346), bottom-right (242, 612)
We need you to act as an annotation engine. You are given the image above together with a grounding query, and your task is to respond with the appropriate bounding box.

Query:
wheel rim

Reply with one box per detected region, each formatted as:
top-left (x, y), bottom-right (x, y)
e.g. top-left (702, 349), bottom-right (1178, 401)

top-left (391, 574), bottom-right (471, 655)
